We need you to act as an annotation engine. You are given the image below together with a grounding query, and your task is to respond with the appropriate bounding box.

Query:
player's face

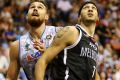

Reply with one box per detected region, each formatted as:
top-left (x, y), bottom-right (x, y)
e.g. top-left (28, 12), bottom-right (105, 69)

top-left (79, 3), bottom-right (99, 22)
top-left (27, 2), bottom-right (48, 26)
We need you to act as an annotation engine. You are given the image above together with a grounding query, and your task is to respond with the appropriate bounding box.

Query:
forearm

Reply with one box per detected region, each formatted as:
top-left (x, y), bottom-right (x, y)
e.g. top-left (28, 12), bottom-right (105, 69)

top-left (35, 59), bottom-right (47, 80)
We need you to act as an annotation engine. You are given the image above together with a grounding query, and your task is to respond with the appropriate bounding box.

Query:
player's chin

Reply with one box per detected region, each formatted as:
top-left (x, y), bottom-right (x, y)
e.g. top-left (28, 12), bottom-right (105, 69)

top-left (86, 19), bottom-right (94, 22)
top-left (86, 18), bottom-right (97, 22)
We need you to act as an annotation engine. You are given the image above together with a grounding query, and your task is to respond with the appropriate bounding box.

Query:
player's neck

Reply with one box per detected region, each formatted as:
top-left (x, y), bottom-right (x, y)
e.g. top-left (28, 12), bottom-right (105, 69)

top-left (80, 21), bottom-right (96, 37)
top-left (29, 23), bottom-right (46, 41)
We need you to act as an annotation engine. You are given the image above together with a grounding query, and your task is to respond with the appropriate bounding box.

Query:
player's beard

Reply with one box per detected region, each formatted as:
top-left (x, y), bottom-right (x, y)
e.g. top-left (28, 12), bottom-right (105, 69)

top-left (27, 18), bottom-right (43, 28)
top-left (82, 17), bottom-right (96, 24)
top-left (85, 19), bottom-right (96, 23)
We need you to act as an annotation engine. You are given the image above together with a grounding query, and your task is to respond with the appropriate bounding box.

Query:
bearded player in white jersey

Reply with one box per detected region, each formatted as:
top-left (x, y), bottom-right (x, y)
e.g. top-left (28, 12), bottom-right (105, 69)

top-left (6, 0), bottom-right (61, 80)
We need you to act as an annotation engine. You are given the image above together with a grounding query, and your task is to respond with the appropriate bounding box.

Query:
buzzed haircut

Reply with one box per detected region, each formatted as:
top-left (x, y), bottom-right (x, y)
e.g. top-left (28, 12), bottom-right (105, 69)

top-left (78, 1), bottom-right (99, 17)
top-left (30, 0), bottom-right (48, 8)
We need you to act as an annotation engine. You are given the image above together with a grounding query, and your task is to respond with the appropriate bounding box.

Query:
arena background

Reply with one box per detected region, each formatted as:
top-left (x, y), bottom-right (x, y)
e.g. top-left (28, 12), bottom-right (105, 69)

top-left (0, 0), bottom-right (120, 80)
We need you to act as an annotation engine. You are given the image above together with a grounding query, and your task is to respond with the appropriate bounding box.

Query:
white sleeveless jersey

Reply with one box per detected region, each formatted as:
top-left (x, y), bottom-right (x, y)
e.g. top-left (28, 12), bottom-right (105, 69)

top-left (19, 26), bottom-right (59, 80)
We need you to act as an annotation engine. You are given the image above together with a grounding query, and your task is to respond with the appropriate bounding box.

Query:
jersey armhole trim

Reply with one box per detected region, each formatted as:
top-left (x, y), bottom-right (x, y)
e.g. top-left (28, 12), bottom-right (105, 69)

top-left (63, 27), bottom-right (82, 65)
top-left (65, 27), bottom-right (82, 50)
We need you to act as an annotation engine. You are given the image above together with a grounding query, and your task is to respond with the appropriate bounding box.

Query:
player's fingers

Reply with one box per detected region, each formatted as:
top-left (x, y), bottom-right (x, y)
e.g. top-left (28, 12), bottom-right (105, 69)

top-left (34, 41), bottom-right (45, 48)
top-left (33, 41), bottom-right (42, 45)
top-left (34, 41), bottom-right (45, 46)
top-left (33, 43), bottom-right (45, 49)
top-left (33, 44), bottom-right (46, 53)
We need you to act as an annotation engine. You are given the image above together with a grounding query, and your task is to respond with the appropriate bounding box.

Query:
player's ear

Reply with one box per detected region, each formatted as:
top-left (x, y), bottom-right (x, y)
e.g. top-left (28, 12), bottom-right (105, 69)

top-left (26, 14), bottom-right (28, 20)
top-left (96, 15), bottom-right (99, 23)
top-left (45, 13), bottom-right (49, 21)
top-left (77, 15), bottom-right (81, 23)
top-left (97, 16), bottom-right (99, 21)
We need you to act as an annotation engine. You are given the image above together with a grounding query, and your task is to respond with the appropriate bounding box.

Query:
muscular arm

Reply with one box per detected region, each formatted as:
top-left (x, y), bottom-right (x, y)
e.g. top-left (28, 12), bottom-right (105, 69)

top-left (35, 26), bottom-right (79, 80)
top-left (6, 41), bottom-right (20, 80)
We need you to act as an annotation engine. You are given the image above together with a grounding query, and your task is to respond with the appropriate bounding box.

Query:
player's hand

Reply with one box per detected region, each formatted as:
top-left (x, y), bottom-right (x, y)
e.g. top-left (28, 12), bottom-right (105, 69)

top-left (33, 41), bottom-right (46, 53)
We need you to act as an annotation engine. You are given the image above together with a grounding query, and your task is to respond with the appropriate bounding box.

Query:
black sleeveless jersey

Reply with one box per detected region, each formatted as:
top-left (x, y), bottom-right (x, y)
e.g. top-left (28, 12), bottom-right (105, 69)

top-left (50, 24), bottom-right (98, 80)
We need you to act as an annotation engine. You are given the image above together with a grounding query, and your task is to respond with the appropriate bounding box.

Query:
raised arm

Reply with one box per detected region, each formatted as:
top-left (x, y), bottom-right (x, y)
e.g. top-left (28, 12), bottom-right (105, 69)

top-left (6, 41), bottom-right (20, 80)
top-left (35, 26), bottom-right (79, 80)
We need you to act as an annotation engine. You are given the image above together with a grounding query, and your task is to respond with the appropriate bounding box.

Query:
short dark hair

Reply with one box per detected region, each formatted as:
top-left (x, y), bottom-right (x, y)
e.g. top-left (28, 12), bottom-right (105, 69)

top-left (78, 1), bottom-right (99, 17)
top-left (30, 0), bottom-right (48, 9)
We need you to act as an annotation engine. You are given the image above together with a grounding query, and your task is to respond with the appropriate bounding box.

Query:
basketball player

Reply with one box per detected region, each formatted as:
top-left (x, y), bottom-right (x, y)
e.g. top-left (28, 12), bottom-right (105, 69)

top-left (35, 1), bottom-right (100, 80)
top-left (6, 0), bottom-right (60, 80)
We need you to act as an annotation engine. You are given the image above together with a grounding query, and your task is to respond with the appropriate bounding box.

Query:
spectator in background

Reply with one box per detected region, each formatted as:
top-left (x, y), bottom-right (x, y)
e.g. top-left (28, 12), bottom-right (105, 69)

top-left (57, 0), bottom-right (72, 22)
top-left (0, 29), bottom-right (6, 46)
top-left (0, 28), bottom-right (9, 61)
top-left (103, 43), bottom-right (112, 64)
top-left (95, 20), bottom-right (108, 46)
top-left (4, 21), bottom-right (16, 43)
top-left (106, 66), bottom-right (113, 80)
top-left (110, 33), bottom-right (120, 57)
top-left (0, 45), bottom-right (9, 80)
top-left (115, 19), bottom-right (120, 38)
top-left (69, 1), bottom-right (79, 25)
top-left (99, 71), bottom-right (106, 80)
top-left (15, 0), bottom-right (30, 8)
top-left (113, 61), bottom-right (120, 80)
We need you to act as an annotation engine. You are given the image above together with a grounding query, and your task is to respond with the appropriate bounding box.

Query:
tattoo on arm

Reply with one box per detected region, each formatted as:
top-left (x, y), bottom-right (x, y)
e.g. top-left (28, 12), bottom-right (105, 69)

top-left (53, 27), bottom-right (70, 43)
top-left (55, 27), bottom-right (69, 38)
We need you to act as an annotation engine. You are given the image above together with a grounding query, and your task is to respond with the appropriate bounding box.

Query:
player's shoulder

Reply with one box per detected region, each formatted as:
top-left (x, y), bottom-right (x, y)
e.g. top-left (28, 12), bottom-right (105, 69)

top-left (9, 40), bottom-right (19, 59)
top-left (10, 40), bottom-right (19, 49)
top-left (65, 26), bottom-right (76, 30)
top-left (63, 26), bottom-right (77, 34)
top-left (55, 26), bottom-right (77, 39)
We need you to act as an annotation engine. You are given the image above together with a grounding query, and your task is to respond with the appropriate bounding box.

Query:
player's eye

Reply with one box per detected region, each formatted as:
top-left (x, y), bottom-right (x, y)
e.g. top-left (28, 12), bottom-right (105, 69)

top-left (38, 6), bottom-right (43, 9)
top-left (30, 6), bottom-right (35, 9)
top-left (83, 6), bottom-right (89, 9)
top-left (92, 6), bottom-right (97, 10)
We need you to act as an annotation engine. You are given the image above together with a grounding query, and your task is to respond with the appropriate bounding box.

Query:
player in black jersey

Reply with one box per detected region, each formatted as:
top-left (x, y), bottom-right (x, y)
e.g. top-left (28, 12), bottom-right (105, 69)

top-left (35, 1), bottom-right (100, 80)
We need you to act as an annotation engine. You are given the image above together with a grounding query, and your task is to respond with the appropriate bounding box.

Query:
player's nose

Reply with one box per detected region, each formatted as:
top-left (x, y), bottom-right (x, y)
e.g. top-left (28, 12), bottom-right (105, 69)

top-left (33, 8), bottom-right (38, 11)
top-left (88, 9), bottom-right (93, 13)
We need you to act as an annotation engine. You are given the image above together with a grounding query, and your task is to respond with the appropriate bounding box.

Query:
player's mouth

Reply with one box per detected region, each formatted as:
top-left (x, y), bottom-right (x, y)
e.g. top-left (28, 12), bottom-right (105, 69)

top-left (32, 11), bottom-right (39, 16)
top-left (87, 13), bottom-right (93, 17)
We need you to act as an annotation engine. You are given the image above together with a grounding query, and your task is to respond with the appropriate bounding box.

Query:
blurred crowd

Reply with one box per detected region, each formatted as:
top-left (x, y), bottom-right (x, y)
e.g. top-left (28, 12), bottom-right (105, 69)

top-left (0, 0), bottom-right (120, 80)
